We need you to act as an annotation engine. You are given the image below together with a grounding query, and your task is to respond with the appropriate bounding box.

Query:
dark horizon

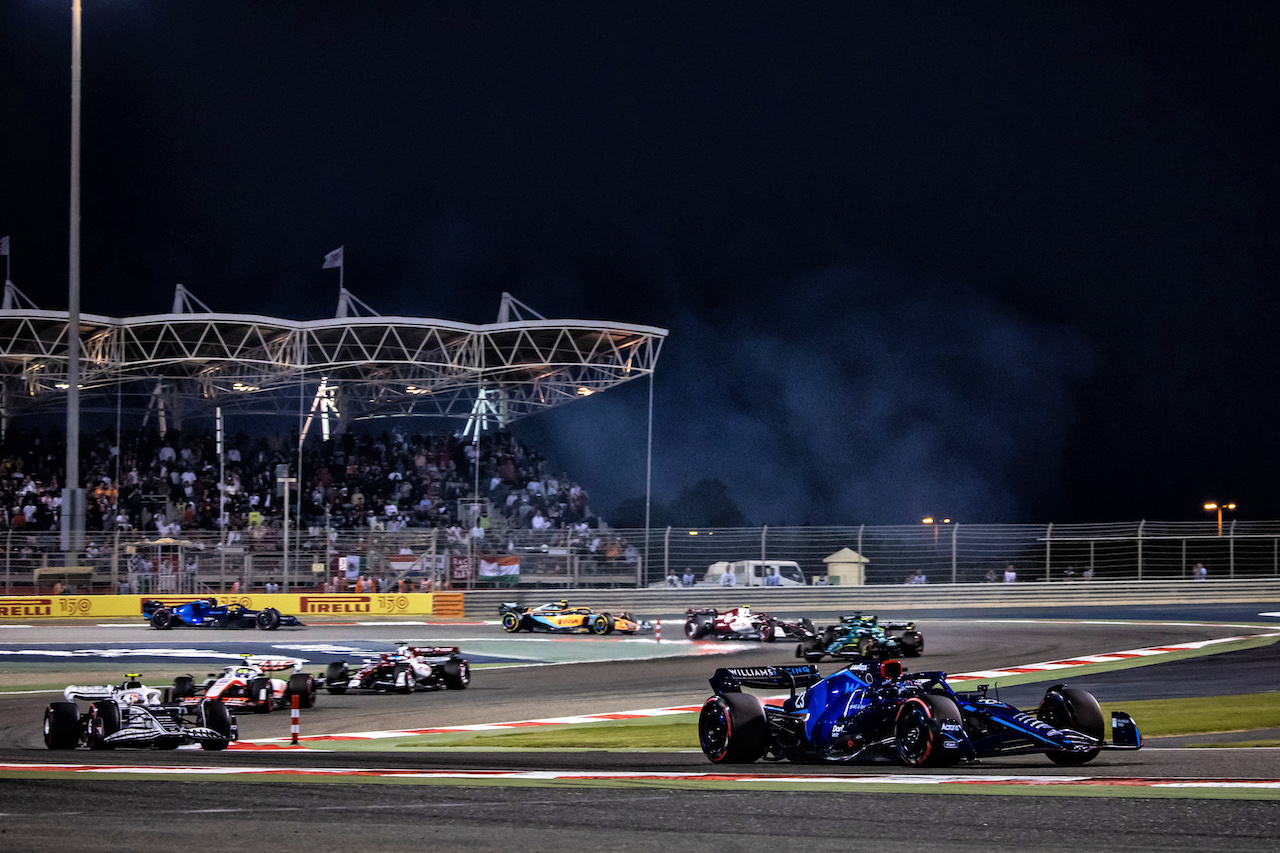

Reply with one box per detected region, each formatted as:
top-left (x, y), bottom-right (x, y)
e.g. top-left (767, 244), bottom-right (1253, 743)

top-left (2, 2), bottom-right (1277, 526)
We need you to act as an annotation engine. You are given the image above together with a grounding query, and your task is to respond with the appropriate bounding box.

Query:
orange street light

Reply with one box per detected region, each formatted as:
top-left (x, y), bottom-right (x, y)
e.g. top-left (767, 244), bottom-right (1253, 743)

top-left (922, 517), bottom-right (951, 545)
top-left (1204, 502), bottom-right (1236, 536)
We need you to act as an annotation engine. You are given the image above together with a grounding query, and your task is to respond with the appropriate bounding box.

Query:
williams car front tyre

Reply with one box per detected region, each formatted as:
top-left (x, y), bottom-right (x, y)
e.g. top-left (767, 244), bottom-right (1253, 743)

top-left (1038, 686), bottom-right (1105, 766)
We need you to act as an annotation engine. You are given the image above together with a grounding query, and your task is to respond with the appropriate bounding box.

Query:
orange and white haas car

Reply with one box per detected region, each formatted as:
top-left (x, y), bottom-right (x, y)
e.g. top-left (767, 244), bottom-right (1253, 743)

top-left (499, 600), bottom-right (653, 635)
top-left (170, 656), bottom-right (318, 714)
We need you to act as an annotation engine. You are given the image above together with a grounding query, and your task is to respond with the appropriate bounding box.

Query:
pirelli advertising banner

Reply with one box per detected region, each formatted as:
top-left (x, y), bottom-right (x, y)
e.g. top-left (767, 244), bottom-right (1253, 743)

top-left (0, 593), bottom-right (437, 620)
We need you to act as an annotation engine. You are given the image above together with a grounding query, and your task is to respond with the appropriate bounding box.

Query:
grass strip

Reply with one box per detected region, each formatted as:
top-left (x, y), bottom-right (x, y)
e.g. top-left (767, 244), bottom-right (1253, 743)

top-left (944, 632), bottom-right (1280, 688)
top-left (1100, 692), bottom-right (1280, 737)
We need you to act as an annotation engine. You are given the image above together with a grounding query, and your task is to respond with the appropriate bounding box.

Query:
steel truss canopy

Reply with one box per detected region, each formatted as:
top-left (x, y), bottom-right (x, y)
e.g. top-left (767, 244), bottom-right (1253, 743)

top-left (0, 285), bottom-right (667, 428)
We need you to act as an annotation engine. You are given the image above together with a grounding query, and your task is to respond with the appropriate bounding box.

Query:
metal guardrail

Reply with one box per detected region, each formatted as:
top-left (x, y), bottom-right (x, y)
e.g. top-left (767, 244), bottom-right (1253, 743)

top-left (7, 520), bottom-right (1280, 594)
top-left (458, 578), bottom-right (1280, 618)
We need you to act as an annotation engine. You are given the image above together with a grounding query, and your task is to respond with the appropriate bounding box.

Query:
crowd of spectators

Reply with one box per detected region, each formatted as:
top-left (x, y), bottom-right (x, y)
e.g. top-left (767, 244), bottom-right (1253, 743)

top-left (0, 425), bottom-right (603, 542)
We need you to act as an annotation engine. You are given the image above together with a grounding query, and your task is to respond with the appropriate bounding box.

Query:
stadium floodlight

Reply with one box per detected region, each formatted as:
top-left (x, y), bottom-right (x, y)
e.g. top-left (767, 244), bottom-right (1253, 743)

top-left (1204, 502), bottom-right (1236, 537)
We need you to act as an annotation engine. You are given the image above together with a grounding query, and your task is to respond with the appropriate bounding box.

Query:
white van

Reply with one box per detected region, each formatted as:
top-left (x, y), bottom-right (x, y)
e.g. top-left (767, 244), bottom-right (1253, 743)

top-left (699, 560), bottom-right (807, 587)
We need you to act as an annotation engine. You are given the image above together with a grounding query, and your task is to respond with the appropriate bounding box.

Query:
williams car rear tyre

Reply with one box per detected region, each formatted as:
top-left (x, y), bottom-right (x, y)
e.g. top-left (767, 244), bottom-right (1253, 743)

top-left (86, 701), bottom-right (121, 750)
top-left (500, 612), bottom-right (522, 632)
top-left (443, 659), bottom-right (470, 689)
top-left (200, 699), bottom-right (233, 751)
top-left (287, 673), bottom-right (317, 708)
top-left (896, 695), bottom-right (964, 767)
top-left (325, 662), bottom-right (349, 694)
top-left (255, 608), bottom-right (282, 630)
top-left (150, 608), bottom-right (173, 630)
top-left (699, 693), bottom-right (768, 764)
top-left (43, 702), bottom-right (80, 749)
top-left (1038, 686), bottom-right (1105, 766)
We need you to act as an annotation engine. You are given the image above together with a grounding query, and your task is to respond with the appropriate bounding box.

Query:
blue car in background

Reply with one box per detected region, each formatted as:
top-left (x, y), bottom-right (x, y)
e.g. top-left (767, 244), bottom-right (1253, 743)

top-left (142, 598), bottom-right (303, 631)
top-left (698, 660), bottom-right (1141, 766)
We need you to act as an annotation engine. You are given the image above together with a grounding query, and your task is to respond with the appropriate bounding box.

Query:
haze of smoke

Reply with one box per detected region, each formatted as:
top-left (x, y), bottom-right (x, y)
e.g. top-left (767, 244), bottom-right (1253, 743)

top-left (520, 263), bottom-right (1090, 526)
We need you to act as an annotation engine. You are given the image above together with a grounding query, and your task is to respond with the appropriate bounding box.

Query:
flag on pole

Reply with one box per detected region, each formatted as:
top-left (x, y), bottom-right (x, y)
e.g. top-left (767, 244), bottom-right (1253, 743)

top-left (322, 246), bottom-right (344, 269)
top-left (0, 236), bottom-right (9, 256)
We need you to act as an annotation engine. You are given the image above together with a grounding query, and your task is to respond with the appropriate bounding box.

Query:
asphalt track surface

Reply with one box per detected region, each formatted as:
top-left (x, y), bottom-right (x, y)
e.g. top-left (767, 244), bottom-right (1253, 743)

top-left (1, 604), bottom-right (1278, 852)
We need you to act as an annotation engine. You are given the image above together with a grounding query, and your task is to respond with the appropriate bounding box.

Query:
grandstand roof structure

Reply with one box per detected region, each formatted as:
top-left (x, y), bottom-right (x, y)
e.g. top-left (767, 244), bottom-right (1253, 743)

top-left (0, 284), bottom-right (667, 431)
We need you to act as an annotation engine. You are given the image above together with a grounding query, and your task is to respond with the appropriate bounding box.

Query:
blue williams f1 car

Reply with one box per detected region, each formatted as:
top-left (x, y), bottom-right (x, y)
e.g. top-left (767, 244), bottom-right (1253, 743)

top-left (698, 661), bottom-right (1141, 766)
top-left (143, 598), bottom-right (303, 630)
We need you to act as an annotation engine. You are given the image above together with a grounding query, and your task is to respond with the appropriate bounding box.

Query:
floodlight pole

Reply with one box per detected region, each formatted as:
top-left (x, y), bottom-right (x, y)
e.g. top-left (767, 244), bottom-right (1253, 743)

top-left (61, 0), bottom-right (85, 556)
top-left (643, 370), bottom-right (654, 587)
top-left (279, 476), bottom-right (296, 592)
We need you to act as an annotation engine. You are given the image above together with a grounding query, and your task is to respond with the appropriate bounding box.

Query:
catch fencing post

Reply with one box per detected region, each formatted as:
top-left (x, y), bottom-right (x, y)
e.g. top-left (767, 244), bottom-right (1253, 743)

top-left (1045, 523), bottom-right (1053, 582)
top-left (951, 523), bottom-right (958, 584)
top-left (290, 693), bottom-right (300, 745)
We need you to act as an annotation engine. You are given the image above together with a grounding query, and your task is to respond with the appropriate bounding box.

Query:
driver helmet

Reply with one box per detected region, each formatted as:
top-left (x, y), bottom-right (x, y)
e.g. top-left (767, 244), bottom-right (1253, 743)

top-left (234, 666), bottom-right (255, 680)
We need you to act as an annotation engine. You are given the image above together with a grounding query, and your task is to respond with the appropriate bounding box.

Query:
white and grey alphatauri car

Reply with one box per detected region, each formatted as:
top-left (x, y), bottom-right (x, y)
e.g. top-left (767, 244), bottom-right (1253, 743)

top-left (43, 674), bottom-right (237, 751)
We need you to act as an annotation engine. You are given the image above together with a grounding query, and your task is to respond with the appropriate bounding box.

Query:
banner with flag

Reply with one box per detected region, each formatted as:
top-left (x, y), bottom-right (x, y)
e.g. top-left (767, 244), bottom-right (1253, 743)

top-left (478, 555), bottom-right (521, 580)
top-left (322, 246), bottom-right (343, 268)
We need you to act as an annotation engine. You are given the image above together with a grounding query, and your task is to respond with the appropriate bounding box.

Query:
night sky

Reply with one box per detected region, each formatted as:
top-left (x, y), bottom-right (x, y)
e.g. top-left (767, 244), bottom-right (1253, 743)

top-left (2, 2), bottom-right (1277, 525)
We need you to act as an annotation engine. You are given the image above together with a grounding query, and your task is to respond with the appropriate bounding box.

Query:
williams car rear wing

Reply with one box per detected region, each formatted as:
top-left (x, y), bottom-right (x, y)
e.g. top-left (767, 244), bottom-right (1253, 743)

top-left (710, 664), bottom-right (822, 697)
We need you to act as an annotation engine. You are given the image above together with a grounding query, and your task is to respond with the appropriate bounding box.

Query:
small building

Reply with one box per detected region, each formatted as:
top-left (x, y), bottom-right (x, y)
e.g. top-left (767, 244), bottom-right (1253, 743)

top-left (823, 547), bottom-right (870, 586)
